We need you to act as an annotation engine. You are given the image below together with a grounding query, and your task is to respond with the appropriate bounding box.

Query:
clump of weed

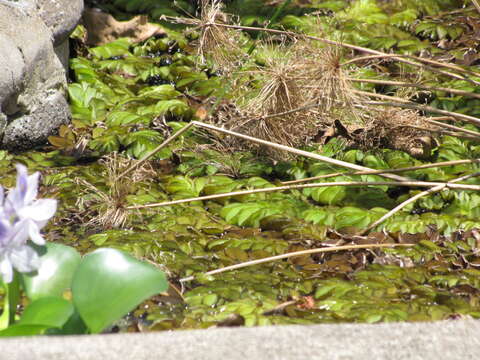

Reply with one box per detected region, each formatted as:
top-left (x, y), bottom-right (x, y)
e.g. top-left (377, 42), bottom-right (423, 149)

top-left (174, 0), bottom-right (244, 71)
top-left (302, 43), bottom-right (365, 122)
top-left (367, 108), bottom-right (435, 159)
top-left (206, 40), bottom-right (363, 158)
top-left (74, 153), bottom-right (155, 229)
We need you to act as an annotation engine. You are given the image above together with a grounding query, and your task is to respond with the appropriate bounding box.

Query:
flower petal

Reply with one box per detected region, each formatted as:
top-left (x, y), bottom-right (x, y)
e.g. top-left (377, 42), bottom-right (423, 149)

top-left (10, 245), bottom-right (40, 273)
top-left (15, 163), bottom-right (28, 201)
top-left (0, 256), bottom-right (13, 283)
top-left (17, 199), bottom-right (57, 224)
top-left (25, 172), bottom-right (40, 205)
top-left (10, 219), bottom-right (30, 246)
top-left (27, 220), bottom-right (46, 245)
top-left (0, 218), bottom-right (10, 245)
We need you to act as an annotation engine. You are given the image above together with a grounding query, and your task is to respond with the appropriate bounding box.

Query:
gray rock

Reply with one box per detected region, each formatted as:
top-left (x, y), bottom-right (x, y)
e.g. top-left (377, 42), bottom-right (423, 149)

top-left (35, 0), bottom-right (84, 46)
top-left (0, 0), bottom-right (82, 151)
top-left (2, 92), bottom-right (70, 150)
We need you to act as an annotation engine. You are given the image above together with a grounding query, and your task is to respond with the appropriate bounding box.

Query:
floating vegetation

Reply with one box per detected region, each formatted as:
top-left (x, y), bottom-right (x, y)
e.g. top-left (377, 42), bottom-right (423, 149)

top-left (2, 0), bottom-right (480, 334)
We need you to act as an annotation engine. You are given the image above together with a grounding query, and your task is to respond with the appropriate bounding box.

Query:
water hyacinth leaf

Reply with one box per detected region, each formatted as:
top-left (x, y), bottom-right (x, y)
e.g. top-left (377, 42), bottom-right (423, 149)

top-left (72, 248), bottom-right (168, 334)
top-left (58, 310), bottom-right (87, 335)
top-left (18, 296), bottom-right (74, 329)
top-left (0, 324), bottom-right (52, 337)
top-left (22, 243), bottom-right (81, 301)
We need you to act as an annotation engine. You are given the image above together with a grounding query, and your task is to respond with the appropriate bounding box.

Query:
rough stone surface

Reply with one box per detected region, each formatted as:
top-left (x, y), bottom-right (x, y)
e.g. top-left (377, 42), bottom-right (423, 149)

top-left (36, 0), bottom-right (84, 46)
top-left (0, 320), bottom-right (478, 360)
top-left (36, 0), bottom-right (84, 70)
top-left (0, 0), bottom-right (82, 151)
top-left (2, 92), bottom-right (70, 150)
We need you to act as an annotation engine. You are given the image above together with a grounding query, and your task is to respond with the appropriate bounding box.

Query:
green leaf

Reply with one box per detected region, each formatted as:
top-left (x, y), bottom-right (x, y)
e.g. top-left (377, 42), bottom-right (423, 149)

top-left (0, 324), bottom-right (52, 337)
top-left (89, 134), bottom-right (120, 153)
top-left (220, 201), bottom-right (288, 227)
top-left (335, 206), bottom-right (374, 229)
top-left (302, 208), bottom-right (335, 226)
top-left (310, 185), bottom-right (347, 205)
top-left (72, 248), bottom-right (168, 333)
top-left (156, 100), bottom-right (190, 116)
top-left (165, 176), bottom-right (206, 198)
top-left (122, 130), bottom-right (170, 159)
top-left (22, 243), bottom-right (81, 301)
top-left (89, 38), bottom-right (131, 59)
top-left (138, 85), bottom-right (181, 100)
top-left (18, 297), bottom-right (74, 329)
top-left (106, 111), bottom-right (151, 126)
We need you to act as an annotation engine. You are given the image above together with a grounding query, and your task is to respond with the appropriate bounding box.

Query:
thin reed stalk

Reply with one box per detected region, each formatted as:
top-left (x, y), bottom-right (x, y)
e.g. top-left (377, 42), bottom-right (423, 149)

top-left (126, 180), bottom-right (480, 210)
top-left (348, 78), bottom-right (480, 101)
top-left (280, 159), bottom-right (480, 185)
top-left (358, 172), bottom-right (480, 235)
top-left (179, 243), bottom-right (415, 282)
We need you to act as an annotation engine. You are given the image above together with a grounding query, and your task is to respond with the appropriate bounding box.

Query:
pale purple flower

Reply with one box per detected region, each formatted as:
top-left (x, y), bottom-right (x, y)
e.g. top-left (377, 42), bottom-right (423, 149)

top-left (0, 217), bottom-right (39, 283)
top-left (0, 164), bottom-right (57, 283)
top-left (3, 164), bottom-right (57, 245)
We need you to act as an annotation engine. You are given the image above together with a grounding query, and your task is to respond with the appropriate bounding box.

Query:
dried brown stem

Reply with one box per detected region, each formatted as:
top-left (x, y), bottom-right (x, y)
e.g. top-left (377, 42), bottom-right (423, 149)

top-left (405, 126), bottom-right (480, 141)
top-left (425, 119), bottom-right (480, 138)
top-left (187, 21), bottom-right (480, 85)
top-left (192, 121), bottom-right (409, 181)
top-left (179, 243), bottom-right (415, 282)
top-left (364, 100), bottom-right (480, 127)
top-left (354, 90), bottom-right (480, 126)
top-left (126, 180), bottom-right (480, 210)
top-left (358, 172), bottom-right (480, 236)
top-left (115, 122), bottom-right (195, 181)
top-left (341, 54), bottom-right (400, 66)
top-left (342, 53), bottom-right (480, 79)
top-left (348, 78), bottom-right (480, 101)
top-left (472, 0), bottom-right (480, 15)
top-left (281, 159), bottom-right (480, 185)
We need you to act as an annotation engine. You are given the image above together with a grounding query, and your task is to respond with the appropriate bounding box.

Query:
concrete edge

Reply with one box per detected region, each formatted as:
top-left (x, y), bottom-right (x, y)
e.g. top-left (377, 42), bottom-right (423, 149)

top-left (0, 320), bottom-right (479, 360)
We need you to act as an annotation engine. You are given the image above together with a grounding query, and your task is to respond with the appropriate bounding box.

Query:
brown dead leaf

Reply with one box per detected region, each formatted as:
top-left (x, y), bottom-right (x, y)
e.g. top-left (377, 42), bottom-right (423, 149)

top-left (216, 314), bottom-right (245, 327)
top-left (195, 106), bottom-right (209, 121)
top-left (83, 7), bottom-right (166, 46)
top-left (297, 296), bottom-right (315, 310)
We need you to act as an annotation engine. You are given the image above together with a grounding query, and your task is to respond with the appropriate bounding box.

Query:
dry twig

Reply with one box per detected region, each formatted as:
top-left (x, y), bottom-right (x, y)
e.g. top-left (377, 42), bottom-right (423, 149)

top-left (126, 180), bottom-right (480, 210)
top-left (358, 172), bottom-right (480, 236)
top-left (179, 243), bottom-right (414, 282)
top-left (472, 0), bottom-right (480, 15)
top-left (354, 90), bottom-right (480, 126)
top-left (281, 159), bottom-right (480, 185)
top-left (348, 78), bottom-right (480, 101)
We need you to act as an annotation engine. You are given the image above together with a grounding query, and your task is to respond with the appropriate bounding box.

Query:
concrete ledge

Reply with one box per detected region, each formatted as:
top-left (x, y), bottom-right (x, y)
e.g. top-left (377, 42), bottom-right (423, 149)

top-left (1, 320), bottom-right (479, 360)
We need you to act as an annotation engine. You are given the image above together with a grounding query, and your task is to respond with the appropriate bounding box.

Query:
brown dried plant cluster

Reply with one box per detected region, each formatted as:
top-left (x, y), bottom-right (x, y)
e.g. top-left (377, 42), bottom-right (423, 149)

top-left (178, 1), bottom-right (438, 159)
top-left (210, 40), bottom-right (366, 157)
top-left (74, 153), bottom-right (156, 229)
top-left (365, 108), bottom-right (435, 159)
top-left (171, 0), bottom-right (244, 70)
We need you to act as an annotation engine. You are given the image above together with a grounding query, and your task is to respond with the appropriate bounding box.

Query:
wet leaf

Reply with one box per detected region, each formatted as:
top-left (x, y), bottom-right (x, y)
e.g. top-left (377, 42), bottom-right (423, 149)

top-left (72, 248), bottom-right (168, 333)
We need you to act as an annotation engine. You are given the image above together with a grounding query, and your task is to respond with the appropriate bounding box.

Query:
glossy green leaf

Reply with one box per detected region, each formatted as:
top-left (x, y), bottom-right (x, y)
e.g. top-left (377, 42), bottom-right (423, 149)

top-left (310, 185), bottom-right (347, 205)
top-left (22, 243), bottom-right (81, 301)
top-left (72, 248), bottom-right (168, 333)
top-left (18, 297), bottom-right (74, 329)
top-left (0, 324), bottom-right (52, 337)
